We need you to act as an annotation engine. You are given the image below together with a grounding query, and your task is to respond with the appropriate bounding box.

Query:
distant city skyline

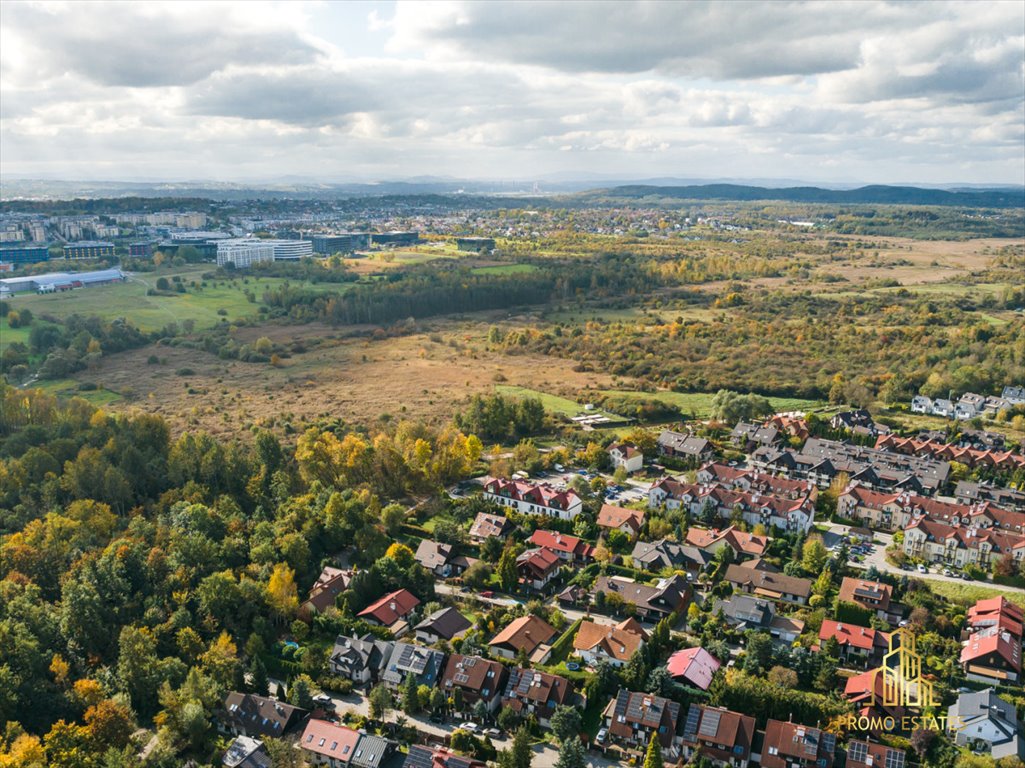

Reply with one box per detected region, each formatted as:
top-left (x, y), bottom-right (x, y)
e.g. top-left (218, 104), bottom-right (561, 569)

top-left (1, 0), bottom-right (1023, 185)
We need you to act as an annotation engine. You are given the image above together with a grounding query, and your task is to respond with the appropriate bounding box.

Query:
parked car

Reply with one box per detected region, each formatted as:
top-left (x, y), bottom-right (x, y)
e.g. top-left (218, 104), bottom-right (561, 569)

top-left (942, 568), bottom-right (952, 576)
top-left (917, 564), bottom-right (928, 573)
top-left (962, 572), bottom-right (972, 581)
top-left (595, 728), bottom-right (608, 746)
top-left (462, 723), bottom-right (480, 734)
top-left (480, 590), bottom-right (494, 599)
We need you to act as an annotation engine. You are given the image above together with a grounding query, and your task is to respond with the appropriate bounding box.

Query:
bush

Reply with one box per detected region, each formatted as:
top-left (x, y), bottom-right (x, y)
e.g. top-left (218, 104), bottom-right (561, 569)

top-left (176, 368), bottom-right (195, 376)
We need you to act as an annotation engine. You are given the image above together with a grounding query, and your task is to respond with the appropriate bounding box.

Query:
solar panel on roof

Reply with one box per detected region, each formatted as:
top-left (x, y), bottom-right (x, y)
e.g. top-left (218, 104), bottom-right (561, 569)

top-left (848, 741), bottom-right (868, 764)
top-left (698, 709), bottom-right (722, 738)
top-left (683, 705), bottom-right (701, 739)
top-left (885, 749), bottom-right (904, 768)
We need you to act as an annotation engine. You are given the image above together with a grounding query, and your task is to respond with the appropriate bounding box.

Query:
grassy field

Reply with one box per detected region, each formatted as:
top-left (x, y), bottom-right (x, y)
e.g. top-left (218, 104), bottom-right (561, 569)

top-left (597, 389), bottom-right (829, 418)
top-left (927, 580), bottom-right (1025, 610)
top-left (495, 385), bottom-right (591, 417)
top-left (471, 264), bottom-right (539, 276)
top-left (35, 378), bottom-right (123, 406)
top-left (0, 266), bottom-right (350, 350)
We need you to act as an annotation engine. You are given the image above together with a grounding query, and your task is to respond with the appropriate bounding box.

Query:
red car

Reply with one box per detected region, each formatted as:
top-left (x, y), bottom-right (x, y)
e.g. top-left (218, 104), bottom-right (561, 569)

top-left (480, 590), bottom-right (495, 599)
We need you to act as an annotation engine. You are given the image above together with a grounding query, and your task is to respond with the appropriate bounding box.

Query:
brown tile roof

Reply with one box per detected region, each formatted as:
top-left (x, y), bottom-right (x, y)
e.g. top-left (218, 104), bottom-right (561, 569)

top-left (597, 504), bottom-right (645, 533)
top-left (838, 577), bottom-right (893, 613)
top-left (724, 563), bottom-right (811, 599)
top-left (489, 614), bottom-right (558, 655)
top-left (357, 589), bottom-right (420, 626)
top-left (469, 512), bottom-right (511, 540)
top-left (574, 619), bottom-right (646, 662)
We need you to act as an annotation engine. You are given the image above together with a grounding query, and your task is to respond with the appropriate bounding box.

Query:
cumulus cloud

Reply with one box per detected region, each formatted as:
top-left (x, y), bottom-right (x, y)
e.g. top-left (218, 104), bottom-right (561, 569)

top-left (0, 0), bottom-right (1022, 183)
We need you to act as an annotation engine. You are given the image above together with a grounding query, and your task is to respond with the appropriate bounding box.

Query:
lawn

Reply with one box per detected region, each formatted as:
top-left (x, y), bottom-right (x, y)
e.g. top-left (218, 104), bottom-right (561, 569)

top-left (927, 580), bottom-right (1025, 610)
top-left (0, 266), bottom-right (350, 348)
top-left (495, 385), bottom-right (595, 418)
top-left (596, 389), bottom-right (829, 418)
top-left (35, 378), bottom-right (123, 406)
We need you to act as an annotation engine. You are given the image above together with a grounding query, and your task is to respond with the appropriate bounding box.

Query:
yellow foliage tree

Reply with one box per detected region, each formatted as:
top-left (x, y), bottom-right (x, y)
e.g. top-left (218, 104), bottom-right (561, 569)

top-left (266, 563), bottom-right (298, 623)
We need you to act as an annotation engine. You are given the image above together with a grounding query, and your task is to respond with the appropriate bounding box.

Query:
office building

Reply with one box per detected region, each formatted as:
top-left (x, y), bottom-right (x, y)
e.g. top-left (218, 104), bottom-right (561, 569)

top-left (312, 233), bottom-right (370, 254)
top-left (216, 239), bottom-right (275, 268)
top-left (371, 231), bottom-right (420, 246)
top-left (63, 241), bottom-right (115, 260)
top-left (271, 239), bottom-right (314, 260)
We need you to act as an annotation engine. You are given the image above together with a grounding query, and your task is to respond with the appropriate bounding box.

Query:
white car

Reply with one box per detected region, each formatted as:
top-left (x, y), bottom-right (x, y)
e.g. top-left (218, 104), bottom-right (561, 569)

top-left (917, 564), bottom-right (927, 573)
top-left (462, 723), bottom-right (480, 734)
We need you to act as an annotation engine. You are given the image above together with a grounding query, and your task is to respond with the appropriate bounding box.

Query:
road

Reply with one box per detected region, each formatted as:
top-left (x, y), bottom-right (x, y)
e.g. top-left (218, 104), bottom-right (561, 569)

top-left (825, 523), bottom-right (1025, 595)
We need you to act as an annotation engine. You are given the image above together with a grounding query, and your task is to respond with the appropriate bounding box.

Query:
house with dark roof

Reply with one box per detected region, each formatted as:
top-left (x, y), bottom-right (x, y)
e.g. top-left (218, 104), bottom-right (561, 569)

top-left (402, 746), bottom-right (485, 768)
top-left (631, 538), bottom-right (709, 575)
top-left (591, 574), bottom-right (691, 620)
top-left (381, 643), bottom-right (446, 690)
top-left (414, 540), bottom-right (477, 578)
top-left (440, 654), bottom-right (509, 712)
top-left (328, 634), bottom-right (393, 686)
top-left (488, 614), bottom-right (558, 663)
top-left (680, 704), bottom-right (755, 768)
top-left (597, 504), bottom-right (646, 539)
top-left (730, 421), bottom-right (781, 451)
top-left (351, 733), bottom-right (397, 768)
top-left (501, 668), bottom-right (574, 727)
top-left (724, 564), bottom-right (811, 605)
top-left (657, 431), bottom-right (714, 464)
top-left (573, 618), bottom-right (648, 667)
top-left (219, 693), bottom-right (308, 739)
top-left (469, 512), bottom-right (513, 543)
top-left (414, 607), bottom-right (472, 645)
top-left (529, 529), bottom-right (594, 563)
top-left (300, 719), bottom-right (361, 767)
top-left (712, 595), bottom-right (804, 642)
top-left (603, 689), bottom-right (682, 758)
top-left (947, 689), bottom-right (1025, 761)
top-left (758, 719), bottom-right (836, 768)
top-left (357, 589), bottom-right (421, 636)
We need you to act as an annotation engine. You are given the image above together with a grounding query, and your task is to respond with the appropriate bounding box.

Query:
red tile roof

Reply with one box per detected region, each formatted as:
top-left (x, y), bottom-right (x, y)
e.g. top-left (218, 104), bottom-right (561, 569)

top-left (357, 589), bottom-right (420, 626)
top-left (960, 626), bottom-right (1022, 672)
top-left (819, 620), bottom-right (886, 652)
top-left (529, 529), bottom-right (594, 558)
top-left (597, 504), bottom-right (645, 533)
top-left (666, 647), bottom-right (720, 690)
top-left (300, 719), bottom-right (360, 761)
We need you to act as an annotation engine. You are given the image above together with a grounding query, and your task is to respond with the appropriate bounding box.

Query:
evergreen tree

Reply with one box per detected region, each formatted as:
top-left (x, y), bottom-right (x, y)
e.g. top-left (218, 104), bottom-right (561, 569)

top-left (644, 734), bottom-right (663, 768)
top-left (249, 656), bottom-right (268, 696)
top-left (401, 671), bottom-right (420, 714)
top-left (555, 736), bottom-right (585, 768)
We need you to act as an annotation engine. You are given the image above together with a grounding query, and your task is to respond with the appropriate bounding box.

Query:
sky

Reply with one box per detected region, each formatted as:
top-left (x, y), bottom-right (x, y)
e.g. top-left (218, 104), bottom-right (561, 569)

top-left (1, 0), bottom-right (1024, 185)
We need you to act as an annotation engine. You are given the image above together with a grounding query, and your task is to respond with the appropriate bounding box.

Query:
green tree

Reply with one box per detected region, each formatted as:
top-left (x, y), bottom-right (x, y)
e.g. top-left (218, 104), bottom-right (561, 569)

top-left (368, 684), bottom-right (392, 721)
top-left (801, 536), bottom-right (828, 575)
top-left (401, 671), bottom-right (420, 715)
top-left (550, 705), bottom-right (581, 743)
top-left (555, 736), bottom-right (585, 768)
top-left (288, 674), bottom-right (315, 710)
top-left (643, 734), bottom-right (663, 768)
top-left (498, 547), bottom-right (519, 592)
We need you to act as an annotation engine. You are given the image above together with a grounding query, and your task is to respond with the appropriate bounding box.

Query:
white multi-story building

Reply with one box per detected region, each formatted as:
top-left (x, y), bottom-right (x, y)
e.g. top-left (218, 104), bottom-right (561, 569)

top-left (271, 239), bottom-right (314, 260)
top-left (216, 239), bottom-right (275, 268)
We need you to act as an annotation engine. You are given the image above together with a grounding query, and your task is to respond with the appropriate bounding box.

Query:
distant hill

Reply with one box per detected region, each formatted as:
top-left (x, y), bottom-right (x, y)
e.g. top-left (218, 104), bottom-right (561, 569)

top-left (579, 183), bottom-right (1025, 208)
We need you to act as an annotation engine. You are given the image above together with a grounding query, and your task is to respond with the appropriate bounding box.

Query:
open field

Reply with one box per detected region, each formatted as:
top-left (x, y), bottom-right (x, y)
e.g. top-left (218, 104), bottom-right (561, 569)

top-left (927, 580), bottom-right (1025, 610)
top-left (595, 389), bottom-right (830, 418)
top-left (471, 264), bottom-right (538, 275)
top-left (76, 321), bottom-right (619, 437)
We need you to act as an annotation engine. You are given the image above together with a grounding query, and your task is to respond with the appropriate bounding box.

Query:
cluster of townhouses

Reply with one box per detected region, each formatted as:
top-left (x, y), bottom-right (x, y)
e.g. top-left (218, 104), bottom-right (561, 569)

top-left (911, 386), bottom-right (1025, 420)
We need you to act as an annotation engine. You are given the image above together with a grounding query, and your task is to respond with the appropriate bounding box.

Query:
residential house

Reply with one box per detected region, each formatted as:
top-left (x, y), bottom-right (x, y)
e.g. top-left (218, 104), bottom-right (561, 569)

top-left (680, 704), bottom-right (755, 768)
top-left (902, 517), bottom-right (1025, 570)
top-left (910, 396), bottom-right (933, 414)
top-left (357, 589), bottom-right (421, 636)
top-left (403, 746), bottom-right (485, 768)
top-left (1003, 385), bottom-right (1025, 405)
top-left (501, 668), bottom-right (574, 727)
top-left (482, 477), bottom-right (583, 520)
top-left (712, 595), bottom-right (804, 642)
top-left (573, 618), bottom-right (648, 668)
top-left (960, 627), bottom-right (1021, 685)
top-left (956, 482), bottom-right (1025, 513)
top-left (631, 538), bottom-right (709, 576)
top-left (219, 693), bottom-right (307, 739)
top-left (598, 504), bottom-right (646, 539)
top-left (529, 529), bottom-right (594, 563)
top-left (685, 526), bottom-right (769, 559)
top-left (603, 689), bottom-right (682, 758)
top-left (658, 431), bottom-right (714, 464)
top-left (648, 477), bottom-right (815, 534)
top-left (381, 643), bottom-right (446, 690)
top-left (947, 689), bottom-right (1025, 762)
top-left (440, 654), bottom-right (509, 712)
top-left (488, 614), bottom-right (558, 663)
top-left (223, 736), bottom-right (271, 768)
top-left (723, 564), bottom-right (812, 605)
top-left (469, 512), bottom-right (513, 543)
top-left (730, 421), bottom-right (780, 451)
top-left (831, 409), bottom-right (888, 437)
top-left (875, 434), bottom-right (1025, 473)
top-left (846, 741), bottom-right (906, 768)
top-left (967, 597), bottom-right (1024, 637)
top-left (838, 577), bottom-right (901, 623)
top-left (301, 566), bottom-right (354, 617)
top-left (413, 607), bottom-right (472, 645)
top-left (300, 719), bottom-right (361, 768)
top-left (844, 669), bottom-right (906, 727)
top-left (666, 647), bottom-right (720, 690)
top-left (818, 620), bottom-right (888, 664)
top-left (608, 442), bottom-right (644, 474)
top-left (414, 540), bottom-right (477, 578)
top-left (350, 734), bottom-right (396, 768)
top-left (328, 634), bottom-right (393, 686)
top-left (516, 547), bottom-right (562, 592)
top-left (592, 574), bottom-right (691, 620)
top-left (955, 393), bottom-right (987, 420)
top-left (759, 720), bottom-right (836, 768)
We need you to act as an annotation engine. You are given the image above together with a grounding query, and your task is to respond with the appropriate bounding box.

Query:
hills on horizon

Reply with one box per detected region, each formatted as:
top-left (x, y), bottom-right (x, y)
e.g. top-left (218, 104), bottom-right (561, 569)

top-left (1, 176), bottom-right (1023, 207)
